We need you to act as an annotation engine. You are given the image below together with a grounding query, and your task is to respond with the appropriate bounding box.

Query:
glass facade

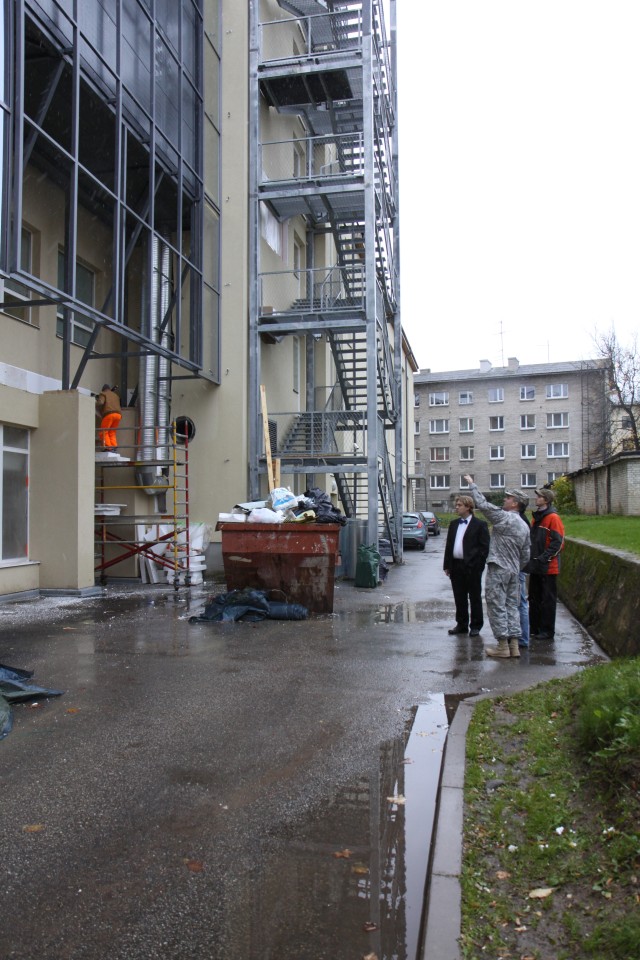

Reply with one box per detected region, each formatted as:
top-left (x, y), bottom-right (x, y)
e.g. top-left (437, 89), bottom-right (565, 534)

top-left (4, 0), bottom-right (221, 383)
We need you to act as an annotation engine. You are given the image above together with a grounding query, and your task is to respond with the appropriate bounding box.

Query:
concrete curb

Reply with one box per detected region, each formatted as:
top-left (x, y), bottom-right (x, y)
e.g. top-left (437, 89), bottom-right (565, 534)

top-left (421, 676), bottom-right (574, 960)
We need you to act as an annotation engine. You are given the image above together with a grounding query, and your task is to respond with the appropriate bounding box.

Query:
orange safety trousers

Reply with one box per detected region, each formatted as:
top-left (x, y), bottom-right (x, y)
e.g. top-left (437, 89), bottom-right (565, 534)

top-left (99, 412), bottom-right (122, 449)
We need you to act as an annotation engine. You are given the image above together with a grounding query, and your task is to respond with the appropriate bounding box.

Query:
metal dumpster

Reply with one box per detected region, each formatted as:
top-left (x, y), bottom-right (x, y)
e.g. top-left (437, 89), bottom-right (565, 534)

top-left (217, 522), bottom-right (341, 614)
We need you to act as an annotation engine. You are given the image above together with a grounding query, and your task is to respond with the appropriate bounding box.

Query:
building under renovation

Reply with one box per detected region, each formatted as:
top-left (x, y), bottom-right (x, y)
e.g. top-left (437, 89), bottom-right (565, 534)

top-left (0, 0), bottom-right (411, 600)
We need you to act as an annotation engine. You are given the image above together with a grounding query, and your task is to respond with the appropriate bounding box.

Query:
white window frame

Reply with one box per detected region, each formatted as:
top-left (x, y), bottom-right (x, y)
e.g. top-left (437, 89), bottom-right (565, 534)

top-left (547, 471), bottom-right (563, 483)
top-left (459, 446), bottom-right (474, 461)
top-left (520, 386), bottom-right (535, 401)
top-left (429, 447), bottom-right (449, 462)
top-left (490, 473), bottom-right (505, 488)
top-left (459, 474), bottom-right (474, 488)
top-left (521, 443), bottom-right (536, 458)
top-left (547, 442), bottom-right (569, 458)
top-left (430, 474), bottom-right (450, 490)
top-left (546, 383), bottom-right (568, 399)
top-left (414, 421), bottom-right (421, 435)
top-left (521, 473), bottom-right (537, 488)
top-left (520, 414), bottom-right (536, 430)
top-left (488, 387), bottom-right (504, 403)
top-left (458, 391), bottom-right (473, 405)
top-left (429, 419), bottom-right (449, 434)
top-left (3, 227), bottom-right (35, 325)
top-left (489, 416), bottom-right (504, 431)
top-left (547, 412), bottom-right (569, 428)
top-left (489, 445), bottom-right (505, 460)
top-left (429, 391), bottom-right (449, 407)
top-left (56, 251), bottom-right (96, 347)
top-left (459, 417), bottom-right (474, 433)
top-left (0, 425), bottom-right (30, 562)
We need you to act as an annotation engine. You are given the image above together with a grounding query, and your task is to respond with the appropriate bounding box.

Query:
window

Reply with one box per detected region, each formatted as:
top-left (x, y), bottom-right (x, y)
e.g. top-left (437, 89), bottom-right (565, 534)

top-left (429, 391), bottom-right (449, 406)
top-left (459, 446), bottom-right (474, 461)
top-left (520, 385), bottom-right (535, 401)
top-left (490, 473), bottom-right (505, 488)
top-left (547, 412), bottom-right (569, 428)
top-left (430, 475), bottom-right (450, 490)
top-left (56, 252), bottom-right (95, 347)
top-left (3, 227), bottom-right (35, 324)
top-left (430, 447), bottom-right (449, 462)
top-left (489, 416), bottom-right (504, 431)
top-left (521, 443), bottom-right (536, 458)
top-left (547, 442), bottom-right (569, 458)
top-left (547, 472), bottom-right (563, 483)
top-left (414, 421), bottom-right (421, 435)
top-left (520, 414), bottom-right (536, 430)
top-left (459, 474), bottom-right (474, 488)
top-left (414, 394), bottom-right (420, 407)
top-left (429, 419), bottom-right (449, 434)
top-left (546, 383), bottom-right (568, 399)
top-left (459, 391), bottom-right (473, 405)
top-left (1, 426), bottom-right (29, 561)
top-left (488, 387), bottom-right (504, 403)
top-left (459, 417), bottom-right (474, 432)
top-left (490, 445), bottom-right (505, 460)
top-left (521, 473), bottom-right (537, 488)
top-left (621, 416), bottom-right (633, 430)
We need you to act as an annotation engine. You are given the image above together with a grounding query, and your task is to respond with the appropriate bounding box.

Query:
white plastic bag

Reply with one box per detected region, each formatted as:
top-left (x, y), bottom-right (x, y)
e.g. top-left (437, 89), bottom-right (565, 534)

top-left (248, 507), bottom-right (284, 523)
top-left (269, 486), bottom-right (297, 512)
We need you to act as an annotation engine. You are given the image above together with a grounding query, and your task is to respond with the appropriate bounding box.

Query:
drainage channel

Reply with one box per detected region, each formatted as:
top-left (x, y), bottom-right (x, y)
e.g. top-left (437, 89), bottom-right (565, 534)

top-left (250, 694), bottom-right (449, 960)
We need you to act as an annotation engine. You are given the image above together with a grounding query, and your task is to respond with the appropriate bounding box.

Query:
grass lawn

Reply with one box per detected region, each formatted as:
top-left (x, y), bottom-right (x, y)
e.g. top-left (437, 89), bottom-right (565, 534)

top-left (562, 515), bottom-right (640, 556)
top-left (461, 662), bottom-right (640, 959)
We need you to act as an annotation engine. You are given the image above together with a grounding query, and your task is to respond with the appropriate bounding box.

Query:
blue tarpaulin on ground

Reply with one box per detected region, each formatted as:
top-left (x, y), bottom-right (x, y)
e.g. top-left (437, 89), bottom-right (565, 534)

top-left (0, 663), bottom-right (64, 740)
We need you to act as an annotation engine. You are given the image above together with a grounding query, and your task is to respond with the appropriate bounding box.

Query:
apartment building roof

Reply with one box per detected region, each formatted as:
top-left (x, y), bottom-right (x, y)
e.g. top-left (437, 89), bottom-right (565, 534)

top-left (414, 357), bottom-right (606, 385)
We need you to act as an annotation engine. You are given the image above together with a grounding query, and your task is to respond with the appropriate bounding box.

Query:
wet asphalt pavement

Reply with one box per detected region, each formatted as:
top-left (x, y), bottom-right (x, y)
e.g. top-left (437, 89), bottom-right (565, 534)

top-left (0, 535), bottom-right (607, 960)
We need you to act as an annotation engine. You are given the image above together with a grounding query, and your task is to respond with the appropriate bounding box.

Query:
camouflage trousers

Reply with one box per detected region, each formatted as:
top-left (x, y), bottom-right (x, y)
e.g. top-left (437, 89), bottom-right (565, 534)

top-left (484, 563), bottom-right (522, 641)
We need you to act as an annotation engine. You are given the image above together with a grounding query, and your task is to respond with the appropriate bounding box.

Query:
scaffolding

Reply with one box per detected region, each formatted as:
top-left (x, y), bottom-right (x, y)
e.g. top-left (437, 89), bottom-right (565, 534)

top-left (94, 422), bottom-right (191, 589)
top-left (248, 0), bottom-right (403, 562)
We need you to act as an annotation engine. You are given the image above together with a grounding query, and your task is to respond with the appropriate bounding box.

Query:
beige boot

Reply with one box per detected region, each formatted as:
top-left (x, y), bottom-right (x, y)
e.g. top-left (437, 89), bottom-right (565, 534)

top-left (486, 638), bottom-right (510, 658)
top-left (508, 638), bottom-right (521, 658)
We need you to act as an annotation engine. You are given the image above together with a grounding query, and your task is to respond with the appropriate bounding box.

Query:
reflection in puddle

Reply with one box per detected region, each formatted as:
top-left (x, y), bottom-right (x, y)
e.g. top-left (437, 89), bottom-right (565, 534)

top-left (249, 696), bottom-right (449, 960)
top-left (336, 602), bottom-right (451, 626)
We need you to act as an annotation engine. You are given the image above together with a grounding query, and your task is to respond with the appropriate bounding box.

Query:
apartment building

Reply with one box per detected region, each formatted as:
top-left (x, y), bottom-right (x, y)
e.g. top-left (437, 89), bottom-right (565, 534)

top-left (412, 358), bottom-right (607, 510)
top-left (0, 0), bottom-right (412, 600)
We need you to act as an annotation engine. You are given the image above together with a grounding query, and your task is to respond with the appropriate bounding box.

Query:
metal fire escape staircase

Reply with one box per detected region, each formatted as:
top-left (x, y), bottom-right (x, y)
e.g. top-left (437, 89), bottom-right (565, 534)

top-left (249, 0), bottom-right (402, 559)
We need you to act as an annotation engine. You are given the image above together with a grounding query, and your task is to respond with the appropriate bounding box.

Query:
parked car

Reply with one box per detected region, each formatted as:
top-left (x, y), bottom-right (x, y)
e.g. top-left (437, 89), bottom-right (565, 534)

top-left (420, 511), bottom-right (441, 536)
top-left (402, 512), bottom-right (428, 550)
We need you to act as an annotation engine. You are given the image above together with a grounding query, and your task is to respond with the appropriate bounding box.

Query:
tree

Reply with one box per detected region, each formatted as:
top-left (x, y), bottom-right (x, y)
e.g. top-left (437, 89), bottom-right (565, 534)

top-left (593, 328), bottom-right (640, 454)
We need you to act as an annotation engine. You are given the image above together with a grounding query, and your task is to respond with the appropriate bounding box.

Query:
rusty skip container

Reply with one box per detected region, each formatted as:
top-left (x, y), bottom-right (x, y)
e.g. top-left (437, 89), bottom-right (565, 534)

top-left (217, 522), bottom-right (341, 614)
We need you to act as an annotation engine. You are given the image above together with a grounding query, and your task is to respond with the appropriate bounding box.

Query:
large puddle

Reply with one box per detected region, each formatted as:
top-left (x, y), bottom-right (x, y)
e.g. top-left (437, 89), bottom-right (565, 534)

top-left (247, 695), bottom-right (449, 960)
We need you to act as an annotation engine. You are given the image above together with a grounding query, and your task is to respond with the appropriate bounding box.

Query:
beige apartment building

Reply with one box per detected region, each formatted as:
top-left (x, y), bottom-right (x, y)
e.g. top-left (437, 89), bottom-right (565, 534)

top-left (412, 358), bottom-right (607, 511)
top-left (0, 0), bottom-right (413, 600)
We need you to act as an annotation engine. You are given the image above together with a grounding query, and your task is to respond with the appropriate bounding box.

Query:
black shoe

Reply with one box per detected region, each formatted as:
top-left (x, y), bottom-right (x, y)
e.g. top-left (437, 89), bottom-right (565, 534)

top-left (535, 632), bottom-right (554, 640)
top-left (469, 629), bottom-right (481, 637)
top-left (448, 626), bottom-right (468, 635)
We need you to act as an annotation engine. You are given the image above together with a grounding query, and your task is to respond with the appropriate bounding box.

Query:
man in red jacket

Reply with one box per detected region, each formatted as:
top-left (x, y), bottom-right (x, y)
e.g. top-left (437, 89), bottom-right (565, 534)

top-left (529, 488), bottom-right (565, 640)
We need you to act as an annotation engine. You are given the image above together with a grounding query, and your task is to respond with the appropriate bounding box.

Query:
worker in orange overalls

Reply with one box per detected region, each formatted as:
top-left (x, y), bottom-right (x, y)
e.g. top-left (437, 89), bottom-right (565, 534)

top-left (96, 384), bottom-right (122, 452)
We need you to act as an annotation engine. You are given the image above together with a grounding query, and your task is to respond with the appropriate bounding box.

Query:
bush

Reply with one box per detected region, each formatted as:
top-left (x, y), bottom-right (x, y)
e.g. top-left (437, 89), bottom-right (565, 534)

top-left (551, 475), bottom-right (579, 514)
top-left (575, 660), bottom-right (640, 773)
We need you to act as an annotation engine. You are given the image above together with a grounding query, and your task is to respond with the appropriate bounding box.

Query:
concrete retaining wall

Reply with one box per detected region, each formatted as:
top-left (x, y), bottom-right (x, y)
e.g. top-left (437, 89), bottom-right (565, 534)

top-left (558, 538), bottom-right (640, 658)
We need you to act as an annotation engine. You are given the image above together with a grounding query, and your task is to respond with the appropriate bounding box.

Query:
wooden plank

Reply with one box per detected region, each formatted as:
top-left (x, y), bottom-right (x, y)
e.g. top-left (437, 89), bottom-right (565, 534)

top-left (260, 384), bottom-right (275, 492)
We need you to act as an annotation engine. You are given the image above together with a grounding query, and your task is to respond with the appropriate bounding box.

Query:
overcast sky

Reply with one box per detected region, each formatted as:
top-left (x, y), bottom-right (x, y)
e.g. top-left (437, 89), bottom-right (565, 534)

top-left (396, 1), bottom-right (640, 373)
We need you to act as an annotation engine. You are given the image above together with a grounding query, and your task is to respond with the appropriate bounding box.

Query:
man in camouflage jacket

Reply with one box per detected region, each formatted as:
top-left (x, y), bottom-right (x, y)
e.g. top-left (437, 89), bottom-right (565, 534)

top-left (463, 477), bottom-right (531, 659)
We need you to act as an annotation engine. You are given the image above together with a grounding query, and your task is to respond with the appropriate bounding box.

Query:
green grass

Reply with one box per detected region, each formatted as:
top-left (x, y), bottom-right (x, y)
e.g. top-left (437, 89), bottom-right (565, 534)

top-left (562, 514), bottom-right (640, 555)
top-left (461, 663), bottom-right (640, 960)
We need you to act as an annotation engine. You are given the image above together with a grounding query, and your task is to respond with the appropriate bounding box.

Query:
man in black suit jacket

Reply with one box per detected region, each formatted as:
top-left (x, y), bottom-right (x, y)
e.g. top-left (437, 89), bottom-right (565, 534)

top-left (443, 494), bottom-right (490, 636)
